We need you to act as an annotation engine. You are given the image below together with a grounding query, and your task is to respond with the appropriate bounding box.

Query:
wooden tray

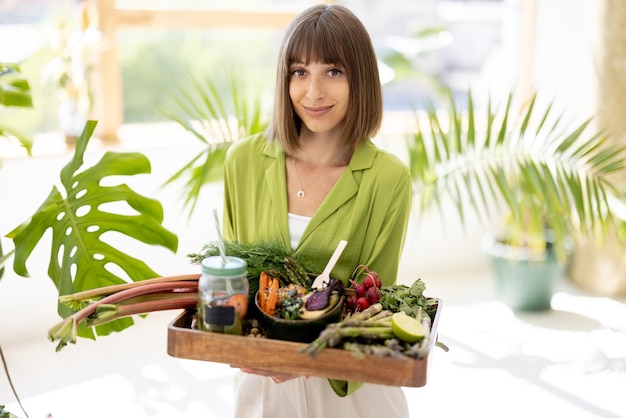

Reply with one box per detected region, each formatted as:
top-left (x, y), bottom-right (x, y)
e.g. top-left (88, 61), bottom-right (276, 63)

top-left (167, 299), bottom-right (442, 387)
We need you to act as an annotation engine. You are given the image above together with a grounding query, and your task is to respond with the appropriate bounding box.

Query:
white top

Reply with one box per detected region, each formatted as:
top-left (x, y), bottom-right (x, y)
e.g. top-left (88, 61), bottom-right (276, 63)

top-left (288, 212), bottom-right (311, 250)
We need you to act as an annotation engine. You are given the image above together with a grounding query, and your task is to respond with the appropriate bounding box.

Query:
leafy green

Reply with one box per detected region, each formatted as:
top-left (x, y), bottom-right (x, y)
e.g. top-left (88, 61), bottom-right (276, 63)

top-left (6, 121), bottom-right (178, 339)
top-left (379, 279), bottom-right (437, 319)
top-left (189, 240), bottom-right (316, 301)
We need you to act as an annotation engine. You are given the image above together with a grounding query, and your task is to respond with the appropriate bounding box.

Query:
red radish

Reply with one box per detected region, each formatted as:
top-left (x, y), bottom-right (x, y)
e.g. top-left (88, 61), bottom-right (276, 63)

top-left (346, 295), bottom-right (357, 311)
top-left (365, 286), bottom-right (381, 304)
top-left (350, 279), bottom-right (366, 297)
top-left (363, 274), bottom-right (376, 289)
top-left (371, 272), bottom-right (382, 288)
top-left (356, 296), bottom-right (370, 311)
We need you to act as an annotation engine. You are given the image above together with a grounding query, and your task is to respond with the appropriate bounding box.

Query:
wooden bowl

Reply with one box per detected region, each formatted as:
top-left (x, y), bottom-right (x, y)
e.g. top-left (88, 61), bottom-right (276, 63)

top-left (254, 291), bottom-right (345, 343)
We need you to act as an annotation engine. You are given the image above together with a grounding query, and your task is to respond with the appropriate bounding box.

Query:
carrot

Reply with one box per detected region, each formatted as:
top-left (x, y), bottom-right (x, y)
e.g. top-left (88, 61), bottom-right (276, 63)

top-left (266, 278), bottom-right (279, 316)
top-left (259, 272), bottom-right (269, 311)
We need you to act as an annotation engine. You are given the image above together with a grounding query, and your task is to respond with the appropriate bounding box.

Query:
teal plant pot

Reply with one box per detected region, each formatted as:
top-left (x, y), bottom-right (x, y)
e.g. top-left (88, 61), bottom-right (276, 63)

top-left (485, 237), bottom-right (568, 311)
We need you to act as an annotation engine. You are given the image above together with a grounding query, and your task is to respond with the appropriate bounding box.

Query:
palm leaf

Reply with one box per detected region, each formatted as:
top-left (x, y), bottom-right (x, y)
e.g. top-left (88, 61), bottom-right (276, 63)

top-left (407, 88), bottom-right (626, 258)
top-left (6, 121), bottom-right (178, 339)
top-left (158, 71), bottom-right (269, 216)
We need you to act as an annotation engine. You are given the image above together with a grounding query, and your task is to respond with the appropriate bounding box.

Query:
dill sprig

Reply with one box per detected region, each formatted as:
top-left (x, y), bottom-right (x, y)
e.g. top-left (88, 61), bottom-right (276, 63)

top-left (188, 240), bottom-right (317, 299)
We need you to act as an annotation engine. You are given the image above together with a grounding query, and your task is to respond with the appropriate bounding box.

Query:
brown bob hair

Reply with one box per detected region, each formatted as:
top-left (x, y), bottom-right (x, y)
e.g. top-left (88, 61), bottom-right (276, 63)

top-left (267, 4), bottom-right (383, 155)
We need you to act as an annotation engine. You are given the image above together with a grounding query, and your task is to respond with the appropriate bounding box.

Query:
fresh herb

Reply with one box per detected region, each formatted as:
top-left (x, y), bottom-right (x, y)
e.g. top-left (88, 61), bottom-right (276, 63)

top-left (189, 240), bottom-right (315, 299)
top-left (379, 279), bottom-right (438, 320)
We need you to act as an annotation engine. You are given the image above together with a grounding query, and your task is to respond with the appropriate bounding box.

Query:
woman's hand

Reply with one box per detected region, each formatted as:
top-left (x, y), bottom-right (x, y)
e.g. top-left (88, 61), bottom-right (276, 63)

top-left (236, 367), bottom-right (307, 384)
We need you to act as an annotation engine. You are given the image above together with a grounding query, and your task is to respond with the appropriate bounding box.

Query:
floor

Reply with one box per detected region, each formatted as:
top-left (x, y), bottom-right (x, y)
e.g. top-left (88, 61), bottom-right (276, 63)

top-left (1, 127), bottom-right (625, 418)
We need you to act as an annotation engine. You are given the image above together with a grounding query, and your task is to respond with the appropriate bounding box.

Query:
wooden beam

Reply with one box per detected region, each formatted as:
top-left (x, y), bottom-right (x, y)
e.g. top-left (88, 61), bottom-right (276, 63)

top-left (92, 2), bottom-right (299, 142)
top-left (94, 0), bottom-right (123, 143)
top-left (113, 8), bottom-right (298, 29)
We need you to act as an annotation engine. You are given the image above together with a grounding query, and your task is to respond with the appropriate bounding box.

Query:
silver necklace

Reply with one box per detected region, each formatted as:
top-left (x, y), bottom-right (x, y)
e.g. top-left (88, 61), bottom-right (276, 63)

top-left (292, 157), bottom-right (327, 198)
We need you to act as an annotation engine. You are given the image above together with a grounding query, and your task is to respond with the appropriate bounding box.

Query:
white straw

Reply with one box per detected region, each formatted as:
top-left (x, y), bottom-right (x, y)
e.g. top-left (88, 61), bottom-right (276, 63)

top-left (213, 209), bottom-right (227, 264)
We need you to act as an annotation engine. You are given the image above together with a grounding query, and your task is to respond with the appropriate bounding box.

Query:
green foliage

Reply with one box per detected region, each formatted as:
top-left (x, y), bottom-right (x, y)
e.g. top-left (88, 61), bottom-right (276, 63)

top-left (0, 62), bottom-right (34, 156)
top-left (6, 121), bottom-right (179, 339)
top-left (189, 239), bottom-right (315, 301)
top-left (0, 405), bottom-right (17, 418)
top-left (379, 279), bottom-right (437, 319)
top-left (0, 62), bottom-right (35, 280)
top-left (408, 88), bottom-right (626, 259)
top-left (0, 63), bottom-right (33, 107)
top-left (376, 26), bottom-right (450, 94)
top-left (159, 70), bottom-right (269, 216)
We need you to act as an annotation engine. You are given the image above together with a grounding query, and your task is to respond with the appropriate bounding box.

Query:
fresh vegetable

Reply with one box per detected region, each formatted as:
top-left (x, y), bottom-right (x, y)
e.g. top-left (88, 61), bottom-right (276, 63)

top-left (301, 276), bottom-right (445, 359)
top-left (346, 266), bottom-right (383, 313)
top-left (301, 304), bottom-right (437, 360)
top-left (305, 279), bottom-right (344, 311)
top-left (49, 274), bottom-right (199, 351)
top-left (190, 240), bottom-right (315, 305)
top-left (259, 277), bottom-right (344, 320)
top-left (379, 278), bottom-right (437, 320)
top-left (258, 271), bottom-right (269, 311)
top-left (266, 277), bottom-right (279, 315)
top-left (300, 303), bottom-right (392, 357)
top-left (258, 272), bottom-right (280, 316)
top-left (59, 273), bottom-right (200, 310)
top-left (391, 311), bottom-right (425, 343)
top-left (299, 293), bottom-right (341, 320)
top-left (275, 284), bottom-right (307, 319)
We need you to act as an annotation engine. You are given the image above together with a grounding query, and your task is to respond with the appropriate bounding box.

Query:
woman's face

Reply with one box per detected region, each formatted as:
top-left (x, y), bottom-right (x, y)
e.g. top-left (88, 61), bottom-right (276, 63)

top-left (288, 60), bottom-right (349, 137)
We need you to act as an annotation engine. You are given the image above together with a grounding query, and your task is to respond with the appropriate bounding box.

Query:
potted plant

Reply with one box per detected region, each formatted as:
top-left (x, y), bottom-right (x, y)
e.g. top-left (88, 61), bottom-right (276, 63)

top-left (42, 1), bottom-right (102, 145)
top-left (407, 88), bottom-right (626, 310)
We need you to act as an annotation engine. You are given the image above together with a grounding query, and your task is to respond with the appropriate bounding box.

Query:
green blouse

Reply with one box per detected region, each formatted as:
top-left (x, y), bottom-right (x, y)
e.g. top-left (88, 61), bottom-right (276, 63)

top-left (222, 133), bottom-right (412, 396)
top-left (222, 133), bottom-right (412, 286)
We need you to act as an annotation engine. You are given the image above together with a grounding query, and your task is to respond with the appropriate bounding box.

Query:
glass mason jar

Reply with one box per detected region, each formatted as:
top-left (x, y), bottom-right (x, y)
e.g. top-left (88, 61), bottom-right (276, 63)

top-left (197, 256), bottom-right (248, 334)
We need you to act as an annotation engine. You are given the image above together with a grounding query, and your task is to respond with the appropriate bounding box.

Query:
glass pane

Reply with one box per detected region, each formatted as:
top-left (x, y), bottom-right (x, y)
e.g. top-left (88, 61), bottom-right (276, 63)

top-left (1, 0), bottom-right (521, 138)
top-left (119, 27), bottom-right (281, 123)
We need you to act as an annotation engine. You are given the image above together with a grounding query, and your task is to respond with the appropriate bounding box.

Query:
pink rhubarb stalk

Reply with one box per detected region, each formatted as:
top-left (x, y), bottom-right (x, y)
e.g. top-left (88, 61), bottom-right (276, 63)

top-left (49, 279), bottom-right (199, 351)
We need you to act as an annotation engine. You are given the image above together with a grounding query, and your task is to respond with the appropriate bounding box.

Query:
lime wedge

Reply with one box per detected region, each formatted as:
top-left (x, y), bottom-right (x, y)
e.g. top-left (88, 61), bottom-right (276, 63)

top-left (391, 312), bottom-right (425, 343)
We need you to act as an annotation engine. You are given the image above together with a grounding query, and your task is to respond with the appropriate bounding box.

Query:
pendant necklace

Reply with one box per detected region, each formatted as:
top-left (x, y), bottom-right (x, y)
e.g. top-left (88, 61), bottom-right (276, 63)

top-left (292, 157), bottom-right (328, 198)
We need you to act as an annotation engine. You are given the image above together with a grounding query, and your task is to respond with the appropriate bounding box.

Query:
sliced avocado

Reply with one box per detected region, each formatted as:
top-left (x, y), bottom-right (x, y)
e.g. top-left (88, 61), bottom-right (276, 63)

top-left (299, 293), bottom-right (339, 319)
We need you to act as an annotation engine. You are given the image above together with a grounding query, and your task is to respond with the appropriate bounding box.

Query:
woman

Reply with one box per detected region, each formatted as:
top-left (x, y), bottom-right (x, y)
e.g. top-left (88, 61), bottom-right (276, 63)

top-left (222, 4), bottom-right (412, 418)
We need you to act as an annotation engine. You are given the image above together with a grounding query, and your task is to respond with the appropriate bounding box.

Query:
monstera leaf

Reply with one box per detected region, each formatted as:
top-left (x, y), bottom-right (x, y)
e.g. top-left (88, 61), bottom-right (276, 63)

top-left (6, 121), bottom-right (178, 338)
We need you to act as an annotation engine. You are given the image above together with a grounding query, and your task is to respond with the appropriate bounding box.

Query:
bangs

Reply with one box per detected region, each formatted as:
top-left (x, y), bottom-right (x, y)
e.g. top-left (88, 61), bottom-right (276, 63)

top-left (270, 4), bottom-right (382, 153)
top-left (285, 19), bottom-right (346, 66)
